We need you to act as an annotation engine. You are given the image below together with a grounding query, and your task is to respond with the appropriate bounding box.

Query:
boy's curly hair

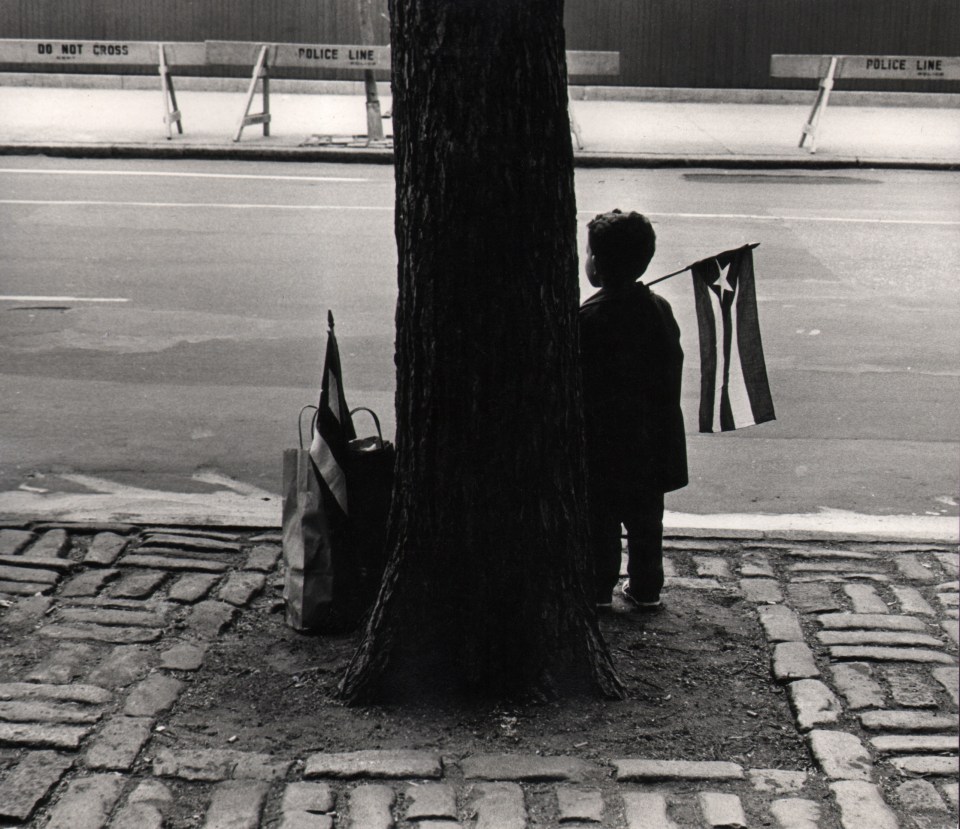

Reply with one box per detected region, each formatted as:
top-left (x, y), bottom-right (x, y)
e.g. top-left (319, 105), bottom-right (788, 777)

top-left (587, 210), bottom-right (656, 286)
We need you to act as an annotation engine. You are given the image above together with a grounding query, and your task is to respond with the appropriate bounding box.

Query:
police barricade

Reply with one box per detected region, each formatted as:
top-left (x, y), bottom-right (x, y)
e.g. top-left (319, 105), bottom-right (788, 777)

top-left (567, 51), bottom-right (621, 148)
top-left (771, 54), bottom-right (960, 153)
top-left (0, 38), bottom-right (618, 146)
top-left (205, 40), bottom-right (619, 144)
top-left (0, 38), bottom-right (205, 139)
top-left (205, 41), bottom-right (391, 142)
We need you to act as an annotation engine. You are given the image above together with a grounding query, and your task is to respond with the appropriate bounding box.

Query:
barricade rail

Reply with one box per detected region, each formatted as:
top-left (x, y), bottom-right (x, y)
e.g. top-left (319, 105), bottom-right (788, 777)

top-left (771, 53), bottom-right (959, 152)
top-left (0, 38), bottom-right (619, 144)
top-left (0, 39), bottom-right (205, 138)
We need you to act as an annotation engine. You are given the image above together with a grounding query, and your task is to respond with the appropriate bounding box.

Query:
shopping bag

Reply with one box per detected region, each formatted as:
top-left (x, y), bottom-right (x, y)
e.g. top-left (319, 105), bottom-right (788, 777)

top-left (282, 406), bottom-right (360, 632)
top-left (345, 407), bottom-right (396, 606)
top-left (282, 405), bottom-right (394, 632)
top-left (281, 445), bottom-right (332, 631)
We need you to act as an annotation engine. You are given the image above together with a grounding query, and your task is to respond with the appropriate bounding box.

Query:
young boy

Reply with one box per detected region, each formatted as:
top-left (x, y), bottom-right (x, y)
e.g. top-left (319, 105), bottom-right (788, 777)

top-left (579, 210), bottom-right (688, 610)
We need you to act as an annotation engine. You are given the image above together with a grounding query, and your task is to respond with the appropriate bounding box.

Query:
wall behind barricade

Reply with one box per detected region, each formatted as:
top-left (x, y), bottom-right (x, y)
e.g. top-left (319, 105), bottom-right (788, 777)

top-left (3, 0), bottom-right (958, 92)
top-left (564, 0), bottom-right (958, 92)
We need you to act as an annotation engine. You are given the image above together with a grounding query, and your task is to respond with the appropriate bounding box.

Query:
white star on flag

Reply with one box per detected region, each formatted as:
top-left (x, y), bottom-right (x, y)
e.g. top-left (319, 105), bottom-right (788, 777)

top-left (715, 260), bottom-right (735, 296)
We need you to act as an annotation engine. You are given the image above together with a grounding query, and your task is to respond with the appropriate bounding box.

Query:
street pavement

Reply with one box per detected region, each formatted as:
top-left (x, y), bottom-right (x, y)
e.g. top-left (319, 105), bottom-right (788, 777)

top-left (0, 523), bottom-right (957, 827)
top-left (0, 83), bottom-right (958, 167)
top-left (0, 82), bottom-right (958, 826)
top-left (0, 160), bottom-right (957, 535)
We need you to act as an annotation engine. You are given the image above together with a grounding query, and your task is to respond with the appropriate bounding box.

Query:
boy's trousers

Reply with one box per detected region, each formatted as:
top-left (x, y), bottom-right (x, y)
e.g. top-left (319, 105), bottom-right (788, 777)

top-left (589, 488), bottom-right (665, 604)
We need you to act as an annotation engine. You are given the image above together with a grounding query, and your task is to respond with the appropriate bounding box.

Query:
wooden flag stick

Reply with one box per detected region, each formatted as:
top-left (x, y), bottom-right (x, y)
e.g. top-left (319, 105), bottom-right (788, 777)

top-left (644, 242), bottom-right (760, 287)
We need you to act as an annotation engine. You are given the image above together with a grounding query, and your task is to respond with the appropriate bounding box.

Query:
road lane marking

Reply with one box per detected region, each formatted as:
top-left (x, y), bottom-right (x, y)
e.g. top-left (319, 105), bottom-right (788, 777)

top-left (0, 295), bottom-right (129, 303)
top-left (0, 199), bottom-right (388, 211)
top-left (614, 210), bottom-right (960, 227)
top-left (0, 168), bottom-right (369, 183)
top-left (650, 211), bottom-right (960, 226)
top-left (1, 199), bottom-right (956, 226)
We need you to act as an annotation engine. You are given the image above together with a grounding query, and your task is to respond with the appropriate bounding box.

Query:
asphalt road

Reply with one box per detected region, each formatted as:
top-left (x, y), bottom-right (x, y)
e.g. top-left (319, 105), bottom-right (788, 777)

top-left (1, 158), bottom-right (957, 524)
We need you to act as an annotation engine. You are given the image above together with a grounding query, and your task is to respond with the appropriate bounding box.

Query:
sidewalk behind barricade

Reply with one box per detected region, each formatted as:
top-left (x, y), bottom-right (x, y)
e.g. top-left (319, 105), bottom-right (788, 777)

top-left (1, 83), bottom-right (958, 167)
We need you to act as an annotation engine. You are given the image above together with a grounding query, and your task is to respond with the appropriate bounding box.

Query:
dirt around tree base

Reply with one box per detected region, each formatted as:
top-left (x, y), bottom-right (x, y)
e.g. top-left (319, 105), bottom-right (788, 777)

top-left (168, 582), bottom-right (809, 772)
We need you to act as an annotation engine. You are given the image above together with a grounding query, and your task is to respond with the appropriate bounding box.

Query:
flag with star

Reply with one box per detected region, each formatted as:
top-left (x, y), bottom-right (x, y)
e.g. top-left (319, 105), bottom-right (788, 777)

top-left (309, 311), bottom-right (357, 515)
top-left (691, 245), bottom-right (775, 432)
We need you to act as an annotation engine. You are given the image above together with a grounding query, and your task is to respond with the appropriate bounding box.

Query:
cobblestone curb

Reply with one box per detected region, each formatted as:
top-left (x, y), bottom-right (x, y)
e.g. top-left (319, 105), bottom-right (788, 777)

top-left (0, 524), bottom-right (956, 827)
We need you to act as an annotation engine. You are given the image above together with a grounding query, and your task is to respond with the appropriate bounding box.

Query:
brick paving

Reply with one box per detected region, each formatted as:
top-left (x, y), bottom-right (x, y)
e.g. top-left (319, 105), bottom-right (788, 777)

top-left (0, 524), bottom-right (956, 827)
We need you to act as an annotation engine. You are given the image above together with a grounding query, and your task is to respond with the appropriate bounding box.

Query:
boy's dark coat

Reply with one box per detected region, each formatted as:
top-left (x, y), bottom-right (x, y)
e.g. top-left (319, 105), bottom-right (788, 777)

top-left (579, 281), bottom-right (688, 495)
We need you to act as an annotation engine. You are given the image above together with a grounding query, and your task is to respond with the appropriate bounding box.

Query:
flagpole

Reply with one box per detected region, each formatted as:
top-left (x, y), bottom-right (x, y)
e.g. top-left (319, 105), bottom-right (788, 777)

top-left (644, 242), bottom-right (760, 287)
top-left (644, 264), bottom-right (691, 287)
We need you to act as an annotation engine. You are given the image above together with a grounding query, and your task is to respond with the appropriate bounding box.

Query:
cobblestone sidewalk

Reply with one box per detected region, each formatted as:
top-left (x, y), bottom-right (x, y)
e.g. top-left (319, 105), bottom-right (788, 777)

top-left (0, 523), bottom-right (957, 828)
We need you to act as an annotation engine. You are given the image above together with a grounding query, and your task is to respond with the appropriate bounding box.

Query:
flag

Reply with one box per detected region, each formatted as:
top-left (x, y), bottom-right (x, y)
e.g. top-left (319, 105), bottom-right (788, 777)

top-left (691, 245), bottom-right (775, 433)
top-left (309, 311), bottom-right (356, 514)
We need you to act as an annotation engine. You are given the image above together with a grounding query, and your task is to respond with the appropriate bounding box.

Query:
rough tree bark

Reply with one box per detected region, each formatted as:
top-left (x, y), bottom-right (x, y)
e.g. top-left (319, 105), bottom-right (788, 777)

top-left (339, 0), bottom-right (623, 703)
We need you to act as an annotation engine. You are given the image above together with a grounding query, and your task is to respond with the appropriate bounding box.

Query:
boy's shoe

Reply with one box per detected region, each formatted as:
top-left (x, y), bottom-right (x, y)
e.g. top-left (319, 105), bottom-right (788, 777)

top-left (621, 581), bottom-right (662, 611)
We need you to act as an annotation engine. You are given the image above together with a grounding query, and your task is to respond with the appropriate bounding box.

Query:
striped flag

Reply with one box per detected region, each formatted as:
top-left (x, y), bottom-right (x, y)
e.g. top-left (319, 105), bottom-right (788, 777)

top-left (309, 311), bottom-right (356, 515)
top-left (692, 245), bottom-right (775, 433)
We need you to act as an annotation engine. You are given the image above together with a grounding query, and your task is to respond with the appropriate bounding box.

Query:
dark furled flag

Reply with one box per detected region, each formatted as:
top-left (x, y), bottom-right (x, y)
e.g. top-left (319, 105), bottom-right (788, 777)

top-left (691, 245), bottom-right (775, 433)
top-left (309, 311), bottom-right (357, 514)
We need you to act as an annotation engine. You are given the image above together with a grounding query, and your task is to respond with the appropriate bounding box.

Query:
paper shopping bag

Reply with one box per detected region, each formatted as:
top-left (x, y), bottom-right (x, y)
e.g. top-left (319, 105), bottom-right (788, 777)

top-left (281, 447), bottom-right (336, 631)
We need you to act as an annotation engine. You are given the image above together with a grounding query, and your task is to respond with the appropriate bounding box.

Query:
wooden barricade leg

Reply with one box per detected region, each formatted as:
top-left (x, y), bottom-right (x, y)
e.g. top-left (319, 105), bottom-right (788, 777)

top-left (234, 45), bottom-right (272, 142)
top-left (569, 102), bottom-right (584, 150)
top-left (799, 56), bottom-right (838, 154)
top-left (159, 44), bottom-right (184, 139)
top-left (262, 72), bottom-right (270, 138)
top-left (359, 0), bottom-right (385, 141)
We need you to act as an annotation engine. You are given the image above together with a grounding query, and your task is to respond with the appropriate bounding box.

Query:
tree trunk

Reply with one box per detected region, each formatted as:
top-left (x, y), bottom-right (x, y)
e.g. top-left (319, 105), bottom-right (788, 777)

top-left (357, 0), bottom-right (384, 140)
top-left (339, 0), bottom-right (623, 703)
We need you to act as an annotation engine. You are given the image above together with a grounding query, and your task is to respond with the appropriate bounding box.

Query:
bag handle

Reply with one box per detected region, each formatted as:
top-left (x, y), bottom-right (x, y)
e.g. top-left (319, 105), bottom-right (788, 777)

top-left (350, 407), bottom-right (384, 449)
top-left (298, 405), bottom-right (318, 450)
top-left (300, 404), bottom-right (382, 450)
